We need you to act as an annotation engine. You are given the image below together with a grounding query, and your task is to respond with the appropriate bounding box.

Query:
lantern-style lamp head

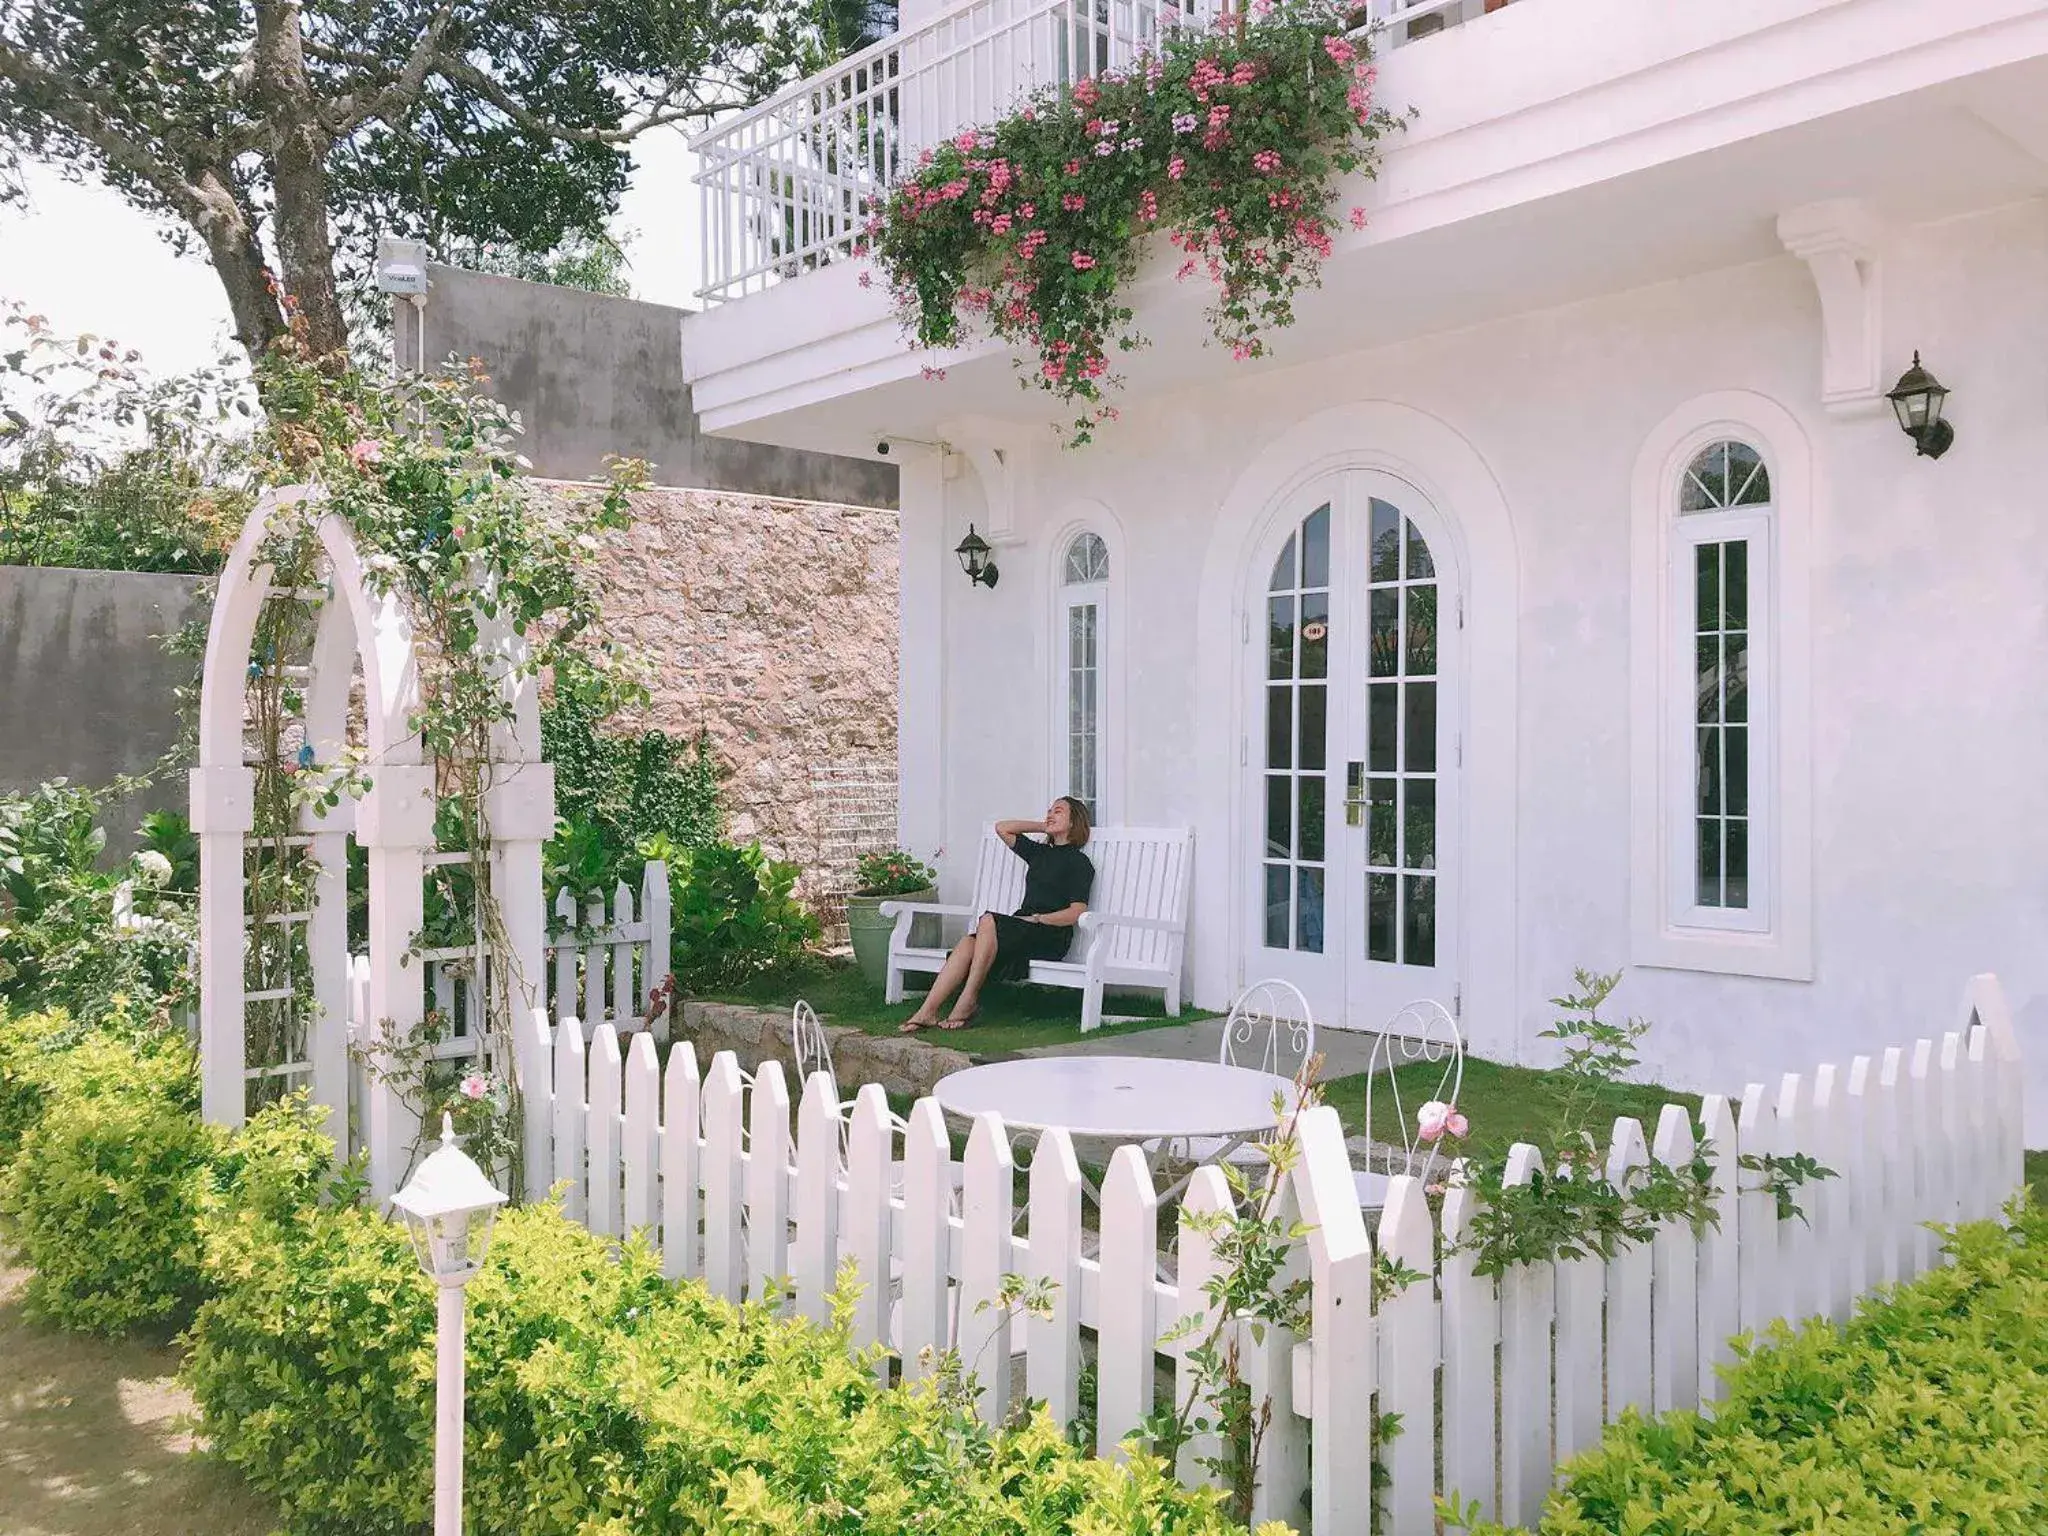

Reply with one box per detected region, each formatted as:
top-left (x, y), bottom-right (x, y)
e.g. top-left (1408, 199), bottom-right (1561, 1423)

top-left (954, 523), bottom-right (1000, 588)
top-left (1886, 351), bottom-right (1954, 459)
top-left (391, 1115), bottom-right (507, 1286)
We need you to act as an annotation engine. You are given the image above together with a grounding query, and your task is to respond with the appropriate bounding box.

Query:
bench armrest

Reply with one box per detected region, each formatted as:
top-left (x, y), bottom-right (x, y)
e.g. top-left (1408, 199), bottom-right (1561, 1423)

top-left (1078, 911), bottom-right (1186, 936)
top-left (879, 899), bottom-right (977, 920)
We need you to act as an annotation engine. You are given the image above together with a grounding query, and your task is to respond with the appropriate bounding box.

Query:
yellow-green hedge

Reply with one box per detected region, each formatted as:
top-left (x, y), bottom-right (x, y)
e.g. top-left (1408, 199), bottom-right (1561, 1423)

top-left (1456, 1206), bottom-right (2048, 1535)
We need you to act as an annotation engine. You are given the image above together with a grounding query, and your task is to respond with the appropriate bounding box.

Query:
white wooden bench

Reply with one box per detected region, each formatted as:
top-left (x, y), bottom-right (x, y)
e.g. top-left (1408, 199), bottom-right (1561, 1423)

top-left (881, 826), bottom-right (1193, 1032)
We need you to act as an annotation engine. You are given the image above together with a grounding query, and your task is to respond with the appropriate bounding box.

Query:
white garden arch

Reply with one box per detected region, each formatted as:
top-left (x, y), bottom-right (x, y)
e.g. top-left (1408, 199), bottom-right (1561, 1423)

top-left (192, 485), bottom-right (556, 1200)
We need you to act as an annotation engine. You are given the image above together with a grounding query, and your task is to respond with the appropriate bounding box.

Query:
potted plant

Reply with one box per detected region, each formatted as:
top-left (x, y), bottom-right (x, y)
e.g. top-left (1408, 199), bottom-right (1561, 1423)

top-left (846, 848), bottom-right (938, 989)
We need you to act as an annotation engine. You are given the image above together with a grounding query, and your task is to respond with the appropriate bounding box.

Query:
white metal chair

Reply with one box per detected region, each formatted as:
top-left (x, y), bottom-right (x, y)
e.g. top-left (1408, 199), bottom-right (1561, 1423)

top-left (1171, 978), bottom-right (1317, 1168)
top-left (1352, 999), bottom-right (1465, 1213)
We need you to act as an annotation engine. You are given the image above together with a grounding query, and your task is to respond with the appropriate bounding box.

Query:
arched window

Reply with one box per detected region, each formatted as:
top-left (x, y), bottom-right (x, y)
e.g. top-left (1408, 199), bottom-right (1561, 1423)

top-left (1058, 532), bottom-right (1109, 813)
top-left (1676, 439), bottom-right (1770, 921)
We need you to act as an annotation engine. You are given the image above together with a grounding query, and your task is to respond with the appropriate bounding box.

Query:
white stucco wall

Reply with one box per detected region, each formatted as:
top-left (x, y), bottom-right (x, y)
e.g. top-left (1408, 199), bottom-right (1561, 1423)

top-left (905, 197), bottom-right (2048, 1139)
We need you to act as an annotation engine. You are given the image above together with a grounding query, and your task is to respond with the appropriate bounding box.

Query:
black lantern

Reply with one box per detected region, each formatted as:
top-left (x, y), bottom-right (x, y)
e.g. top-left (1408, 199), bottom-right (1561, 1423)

top-left (954, 523), bottom-right (1000, 588)
top-left (1886, 351), bottom-right (1954, 459)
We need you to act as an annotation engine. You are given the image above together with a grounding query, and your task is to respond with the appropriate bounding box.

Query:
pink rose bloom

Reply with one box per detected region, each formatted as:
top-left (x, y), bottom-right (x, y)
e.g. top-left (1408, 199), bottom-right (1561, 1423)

top-left (347, 438), bottom-right (383, 469)
top-left (1415, 1099), bottom-right (1452, 1142)
top-left (460, 1074), bottom-right (489, 1101)
top-left (1447, 1110), bottom-right (1470, 1139)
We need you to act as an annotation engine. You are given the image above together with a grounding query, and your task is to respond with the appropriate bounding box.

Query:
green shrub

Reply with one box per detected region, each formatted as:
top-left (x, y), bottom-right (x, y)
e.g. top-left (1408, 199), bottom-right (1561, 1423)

top-left (0, 779), bottom-right (196, 1027)
top-left (1451, 1206), bottom-right (2048, 1534)
top-left (0, 1031), bottom-right (216, 1333)
top-left (669, 839), bottom-right (820, 990)
top-left (186, 1197), bottom-right (1269, 1536)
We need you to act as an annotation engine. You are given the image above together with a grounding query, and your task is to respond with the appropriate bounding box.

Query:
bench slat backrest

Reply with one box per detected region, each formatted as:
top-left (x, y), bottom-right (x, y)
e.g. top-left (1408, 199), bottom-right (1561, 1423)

top-left (966, 827), bottom-right (1192, 972)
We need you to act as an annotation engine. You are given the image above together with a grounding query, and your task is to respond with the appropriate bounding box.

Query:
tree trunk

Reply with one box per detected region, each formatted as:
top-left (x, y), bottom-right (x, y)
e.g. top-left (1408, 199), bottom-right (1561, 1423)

top-left (190, 166), bottom-right (288, 365)
top-left (253, 0), bottom-right (349, 361)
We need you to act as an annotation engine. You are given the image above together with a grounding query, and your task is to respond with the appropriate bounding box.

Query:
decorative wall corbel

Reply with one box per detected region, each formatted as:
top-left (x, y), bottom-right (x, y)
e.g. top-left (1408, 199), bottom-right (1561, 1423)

top-left (941, 418), bottom-right (1033, 547)
top-left (1777, 200), bottom-right (1884, 414)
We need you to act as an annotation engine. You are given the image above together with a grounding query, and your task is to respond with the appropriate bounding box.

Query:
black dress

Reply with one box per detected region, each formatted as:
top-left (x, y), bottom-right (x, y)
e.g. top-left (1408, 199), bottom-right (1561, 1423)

top-left (984, 836), bottom-right (1095, 981)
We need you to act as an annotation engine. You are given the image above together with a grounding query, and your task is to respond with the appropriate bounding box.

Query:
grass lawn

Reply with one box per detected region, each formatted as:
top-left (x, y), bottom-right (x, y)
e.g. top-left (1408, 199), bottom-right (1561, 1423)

top-left (0, 1252), bottom-right (273, 1536)
top-left (1324, 1054), bottom-right (1703, 1165)
top-left (706, 955), bottom-right (1206, 1058)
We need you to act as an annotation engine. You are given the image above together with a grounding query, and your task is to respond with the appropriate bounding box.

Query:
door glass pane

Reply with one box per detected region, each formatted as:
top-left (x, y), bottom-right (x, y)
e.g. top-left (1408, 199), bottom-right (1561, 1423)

top-left (1367, 777), bottom-right (1396, 865)
top-left (1265, 864), bottom-right (1290, 948)
top-left (1404, 683), bottom-right (1436, 773)
top-left (1370, 590), bottom-right (1399, 678)
top-left (1723, 631), bottom-right (1748, 723)
top-left (1406, 585), bottom-right (1436, 675)
top-left (1266, 687), bottom-right (1291, 770)
top-left (1296, 866), bottom-right (1325, 954)
top-left (1723, 541), bottom-right (1747, 629)
top-left (1265, 776), bottom-right (1291, 858)
top-left (1696, 727), bottom-right (1721, 814)
top-left (1696, 545), bottom-right (1718, 634)
top-left (1693, 537), bottom-right (1749, 910)
top-left (1370, 499), bottom-right (1400, 582)
top-left (1725, 726), bottom-right (1747, 816)
top-left (1367, 872), bottom-right (1396, 961)
top-left (1268, 596), bottom-right (1295, 680)
top-left (1404, 778), bottom-right (1435, 869)
top-left (1403, 875), bottom-right (1436, 967)
top-left (1725, 819), bottom-right (1749, 908)
top-left (1298, 685), bottom-right (1327, 772)
top-left (1300, 592), bottom-right (1329, 680)
top-left (1269, 534), bottom-right (1296, 592)
top-left (1368, 683), bottom-right (1397, 773)
top-left (1696, 819), bottom-right (1722, 907)
top-left (1299, 777), bottom-right (1325, 862)
top-left (1301, 504), bottom-right (1330, 589)
top-left (1405, 518), bottom-right (1434, 579)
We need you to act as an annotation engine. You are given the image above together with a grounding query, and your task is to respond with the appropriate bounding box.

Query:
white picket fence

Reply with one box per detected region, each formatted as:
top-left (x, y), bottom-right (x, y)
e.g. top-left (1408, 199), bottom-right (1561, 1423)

top-left (544, 863), bottom-right (671, 1037)
top-left (512, 974), bottom-right (2026, 1534)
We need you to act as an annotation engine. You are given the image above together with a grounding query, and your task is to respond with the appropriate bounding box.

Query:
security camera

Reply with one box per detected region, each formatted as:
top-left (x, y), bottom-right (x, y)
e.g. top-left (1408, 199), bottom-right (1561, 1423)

top-left (876, 439), bottom-right (892, 456)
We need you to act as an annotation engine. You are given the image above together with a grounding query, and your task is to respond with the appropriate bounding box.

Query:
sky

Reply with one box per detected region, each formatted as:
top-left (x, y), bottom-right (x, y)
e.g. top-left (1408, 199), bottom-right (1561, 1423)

top-left (0, 128), bottom-right (706, 378)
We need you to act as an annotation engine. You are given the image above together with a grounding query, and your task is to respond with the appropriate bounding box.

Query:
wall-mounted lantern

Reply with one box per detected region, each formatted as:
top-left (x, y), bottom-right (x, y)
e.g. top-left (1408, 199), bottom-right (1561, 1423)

top-left (955, 524), bottom-right (1000, 588)
top-left (1886, 352), bottom-right (1955, 459)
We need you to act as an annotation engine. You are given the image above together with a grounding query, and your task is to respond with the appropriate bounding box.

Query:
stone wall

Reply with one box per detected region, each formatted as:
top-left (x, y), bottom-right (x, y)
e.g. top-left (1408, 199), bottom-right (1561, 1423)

top-left (574, 482), bottom-right (901, 884)
top-left (674, 1000), bottom-right (970, 1100)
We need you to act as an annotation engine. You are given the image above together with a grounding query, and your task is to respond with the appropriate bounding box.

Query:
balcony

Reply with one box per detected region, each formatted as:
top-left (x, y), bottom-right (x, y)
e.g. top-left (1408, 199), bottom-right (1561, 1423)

top-left (683, 0), bottom-right (2048, 450)
top-left (691, 0), bottom-right (1497, 303)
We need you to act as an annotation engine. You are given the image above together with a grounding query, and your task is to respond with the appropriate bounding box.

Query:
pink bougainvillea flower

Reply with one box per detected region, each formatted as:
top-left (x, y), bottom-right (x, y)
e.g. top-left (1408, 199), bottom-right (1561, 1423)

top-left (347, 438), bottom-right (384, 469)
top-left (954, 130), bottom-right (978, 151)
top-left (1062, 192), bottom-right (1086, 211)
top-left (1323, 34), bottom-right (1356, 65)
top-left (858, 269), bottom-right (874, 287)
top-left (1064, 159), bottom-right (1083, 176)
top-left (1350, 206), bottom-right (1370, 230)
top-left (1071, 251), bottom-right (1097, 270)
top-left (1253, 149), bottom-right (1283, 173)
top-left (460, 1074), bottom-right (489, 1101)
top-left (921, 365), bottom-right (948, 381)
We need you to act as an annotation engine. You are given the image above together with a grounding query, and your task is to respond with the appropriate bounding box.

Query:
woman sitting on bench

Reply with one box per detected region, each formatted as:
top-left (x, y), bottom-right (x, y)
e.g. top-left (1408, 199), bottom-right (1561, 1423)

top-left (901, 798), bottom-right (1095, 1032)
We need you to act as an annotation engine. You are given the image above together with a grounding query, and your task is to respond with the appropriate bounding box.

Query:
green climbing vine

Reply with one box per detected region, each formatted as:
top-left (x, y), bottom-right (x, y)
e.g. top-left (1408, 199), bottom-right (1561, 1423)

top-left (236, 319), bottom-right (645, 1187)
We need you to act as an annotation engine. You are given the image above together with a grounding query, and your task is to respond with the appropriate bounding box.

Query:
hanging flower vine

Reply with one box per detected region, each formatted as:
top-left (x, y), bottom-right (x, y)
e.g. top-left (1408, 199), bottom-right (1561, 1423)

top-left (863, 0), bottom-right (1401, 444)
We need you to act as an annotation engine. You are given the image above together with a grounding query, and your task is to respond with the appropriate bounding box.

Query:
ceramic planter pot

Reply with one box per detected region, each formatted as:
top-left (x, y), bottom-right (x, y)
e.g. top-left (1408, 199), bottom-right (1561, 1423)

top-left (847, 887), bottom-right (936, 988)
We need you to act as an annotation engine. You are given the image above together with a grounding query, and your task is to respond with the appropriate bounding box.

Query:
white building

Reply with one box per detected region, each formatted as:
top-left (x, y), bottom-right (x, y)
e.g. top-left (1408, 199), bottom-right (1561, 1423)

top-left (683, 0), bottom-right (2048, 1135)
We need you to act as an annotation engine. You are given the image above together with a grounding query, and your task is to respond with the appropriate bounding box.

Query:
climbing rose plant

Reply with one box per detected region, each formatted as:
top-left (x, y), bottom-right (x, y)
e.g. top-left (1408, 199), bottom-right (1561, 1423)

top-left (864, 0), bottom-right (1400, 444)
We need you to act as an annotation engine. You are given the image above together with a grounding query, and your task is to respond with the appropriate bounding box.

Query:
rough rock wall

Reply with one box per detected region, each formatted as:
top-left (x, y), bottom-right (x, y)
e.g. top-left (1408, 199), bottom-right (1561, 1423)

top-left (575, 483), bottom-right (901, 879)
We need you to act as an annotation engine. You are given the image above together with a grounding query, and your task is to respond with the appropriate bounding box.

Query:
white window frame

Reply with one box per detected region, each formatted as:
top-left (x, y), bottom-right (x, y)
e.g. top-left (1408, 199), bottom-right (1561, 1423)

top-left (1630, 396), bottom-right (1813, 980)
top-left (1051, 521), bottom-right (1120, 821)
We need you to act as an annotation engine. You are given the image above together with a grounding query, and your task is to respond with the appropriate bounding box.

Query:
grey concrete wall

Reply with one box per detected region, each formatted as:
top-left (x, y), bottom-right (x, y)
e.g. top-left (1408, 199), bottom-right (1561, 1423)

top-left (0, 567), bottom-right (204, 848)
top-left (395, 265), bottom-right (898, 507)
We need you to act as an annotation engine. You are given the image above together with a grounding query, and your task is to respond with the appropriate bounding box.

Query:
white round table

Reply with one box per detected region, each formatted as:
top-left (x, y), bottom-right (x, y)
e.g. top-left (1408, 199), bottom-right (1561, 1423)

top-left (932, 1054), bottom-right (1296, 1180)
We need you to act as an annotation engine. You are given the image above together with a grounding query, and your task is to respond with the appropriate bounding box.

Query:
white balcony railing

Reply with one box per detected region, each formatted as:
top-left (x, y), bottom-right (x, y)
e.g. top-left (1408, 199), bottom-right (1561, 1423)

top-left (692, 0), bottom-right (1497, 304)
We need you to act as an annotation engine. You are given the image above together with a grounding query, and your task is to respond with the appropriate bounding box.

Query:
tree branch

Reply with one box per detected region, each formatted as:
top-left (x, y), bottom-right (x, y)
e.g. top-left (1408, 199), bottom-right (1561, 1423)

top-left (321, 4), bottom-right (458, 138)
top-left (433, 53), bottom-right (746, 143)
top-left (0, 39), bottom-right (211, 221)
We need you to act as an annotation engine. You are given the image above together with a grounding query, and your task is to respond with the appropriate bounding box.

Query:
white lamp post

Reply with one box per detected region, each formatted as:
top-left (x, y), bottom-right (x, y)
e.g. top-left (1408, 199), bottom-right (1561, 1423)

top-left (391, 1115), bottom-right (507, 1536)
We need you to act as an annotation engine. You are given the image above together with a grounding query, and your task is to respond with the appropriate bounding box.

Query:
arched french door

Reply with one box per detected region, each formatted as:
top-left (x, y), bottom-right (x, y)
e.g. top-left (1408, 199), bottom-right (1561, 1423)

top-left (1248, 471), bottom-right (1459, 1031)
